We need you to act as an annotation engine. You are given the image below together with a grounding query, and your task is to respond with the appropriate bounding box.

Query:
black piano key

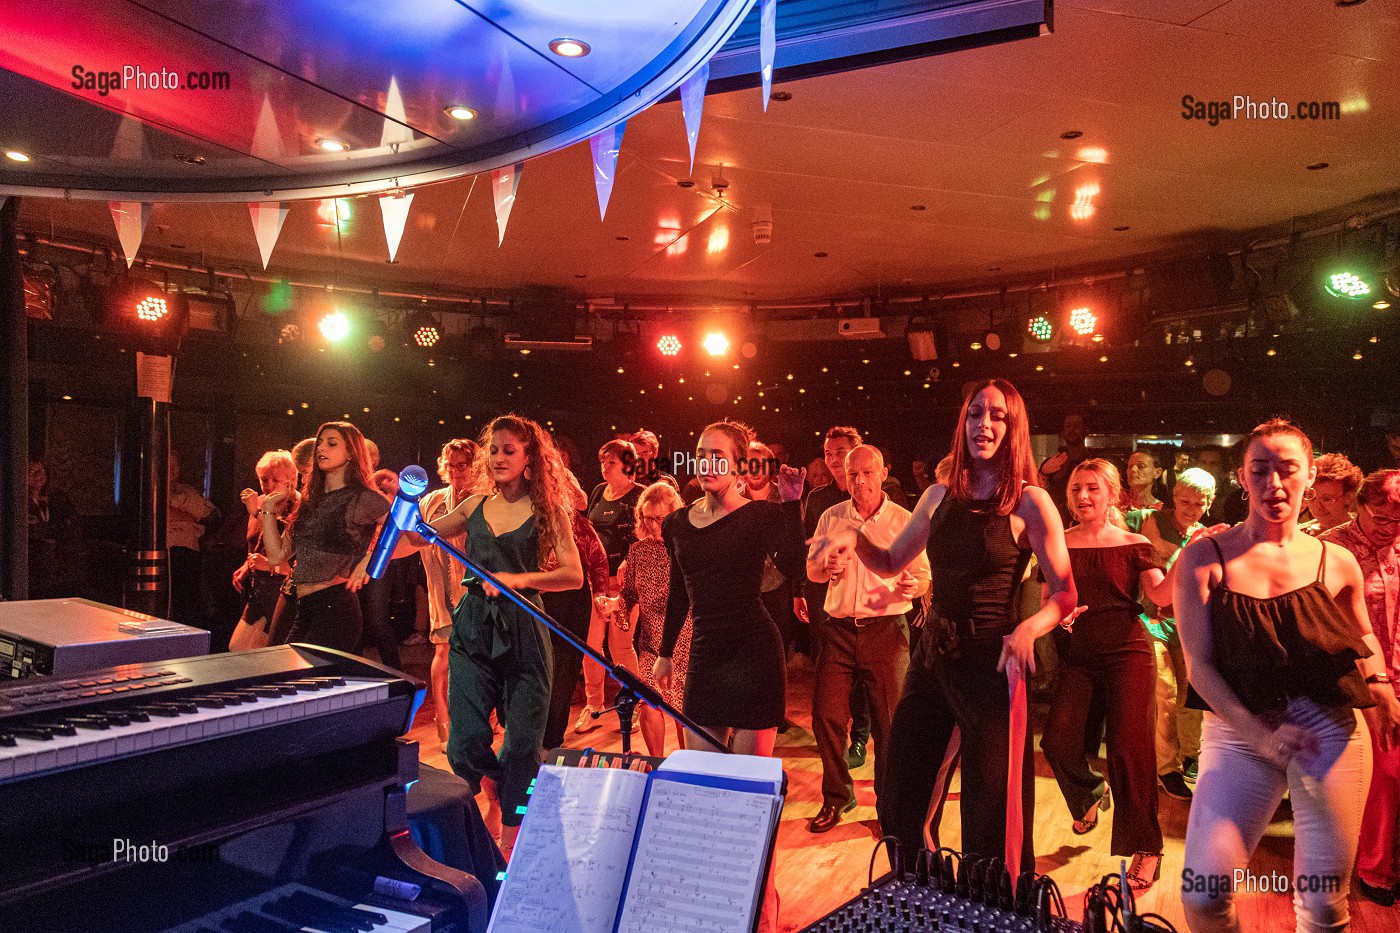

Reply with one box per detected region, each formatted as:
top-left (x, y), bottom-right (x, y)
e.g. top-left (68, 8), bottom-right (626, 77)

top-left (66, 716), bottom-right (111, 731)
top-left (219, 911), bottom-right (300, 933)
top-left (286, 891), bottom-right (384, 929)
top-left (0, 733), bottom-right (16, 746)
top-left (97, 711), bottom-right (133, 725)
top-left (10, 725), bottom-right (54, 740)
top-left (271, 684), bottom-right (299, 696)
top-left (130, 705), bottom-right (181, 717)
top-left (156, 699), bottom-right (200, 713)
top-left (210, 692), bottom-right (250, 705)
top-left (312, 676), bottom-right (347, 687)
top-left (191, 696), bottom-right (226, 708)
top-left (247, 687), bottom-right (285, 699)
top-left (287, 679), bottom-right (328, 691)
top-left (123, 709), bottom-right (151, 722)
top-left (37, 722), bottom-right (79, 736)
top-left (263, 899), bottom-right (363, 933)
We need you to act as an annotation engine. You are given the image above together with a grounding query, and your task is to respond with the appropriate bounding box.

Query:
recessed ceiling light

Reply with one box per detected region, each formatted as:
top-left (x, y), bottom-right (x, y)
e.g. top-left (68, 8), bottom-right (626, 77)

top-left (1113, 225), bottom-right (1130, 232)
top-left (769, 90), bottom-right (792, 102)
top-left (1306, 161), bottom-right (1329, 170)
top-left (676, 179), bottom-right (695, 188)
top-left (814, 251), bottom-right (828, 258)
top-left (316, 138), bottom-right (349, 152)
top-left (1336, 0), bottom-right (1366, 7)
top-left (911, 204), bottom-right (926, 211)
top-left (549, 38), bottom-right (591, 58)
top-left (5, 150), bottom-right (31, 162)
top-left (614, 235), bottom-right (630, 241)
top-left (174, 153), bottom-right (206, 165)
top-left (444, 105), bottom-right (477, 121)
top-left (1059, 130), bottom-right (1084, 140)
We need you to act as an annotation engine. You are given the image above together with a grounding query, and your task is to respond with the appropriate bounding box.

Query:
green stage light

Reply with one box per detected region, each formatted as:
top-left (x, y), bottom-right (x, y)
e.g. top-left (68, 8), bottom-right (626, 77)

top-left (1324, 269), bottom-right (1372, 300)
top-left (1027, 315), bottom-right (1053, 342)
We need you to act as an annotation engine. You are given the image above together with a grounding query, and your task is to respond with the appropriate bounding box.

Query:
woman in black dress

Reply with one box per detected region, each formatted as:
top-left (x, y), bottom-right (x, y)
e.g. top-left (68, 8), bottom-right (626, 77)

top-left (653, 420), bottom-right (805, 756)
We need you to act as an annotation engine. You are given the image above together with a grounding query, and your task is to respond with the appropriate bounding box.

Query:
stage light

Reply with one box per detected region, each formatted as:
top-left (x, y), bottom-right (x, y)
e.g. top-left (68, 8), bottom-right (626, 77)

top-left (703, 332), bottom-right (729, 356)
top-left (408, 310), bottom-right (442, 348)
top-left (1324, 270), bottom-right (1372, 300)
top-left (1027, 315), bottom-right (1054, 342)
top-left (319, 310), bottom-right (351, 343)
top-left (657, 334), bottom-right (682, 356)
top-left (316, 138), bottom-right (349, 152)
top-left (5, 150), bottom-right (31, 162)
top-left (1069, 306), bottom-right (1097, 335)
top-left (135, 295), bottom-right (170, 323)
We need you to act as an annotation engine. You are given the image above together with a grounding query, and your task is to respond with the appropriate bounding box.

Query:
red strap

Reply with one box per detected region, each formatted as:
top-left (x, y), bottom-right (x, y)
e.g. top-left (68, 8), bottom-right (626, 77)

top-left (1005, 658), bottom-right (1028, 883)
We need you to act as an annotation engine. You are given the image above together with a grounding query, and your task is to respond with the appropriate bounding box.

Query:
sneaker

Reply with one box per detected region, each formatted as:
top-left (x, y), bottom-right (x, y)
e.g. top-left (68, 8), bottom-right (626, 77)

top-left (1182, 756), bottom-right (1199, 783)
top-left (845, 739), bottom-right (867, 770)
top-left (574, 706), bottom-right (602, 734)
top-left (1159, 771), bottom-right (1193, 800)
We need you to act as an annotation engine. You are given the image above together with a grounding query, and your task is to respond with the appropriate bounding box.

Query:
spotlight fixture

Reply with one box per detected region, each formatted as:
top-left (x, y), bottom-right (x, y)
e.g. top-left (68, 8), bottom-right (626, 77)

top-left (549, 38), bottom-right (591, 57)
top-left (1324, 269), bottom-right (1372, 300)
top-left (702, 331), bottom-right (729, 356)
top-left (135, 295), bottom-right (170, 323)
top-left (103, 278), bottom-right (190, 350)
top-left (407, 309), bottom-right (442, 348)
top-left (657, 334), bottom-right (682, 356)
top-left (1027, 315), bottom-right (1054, 342)
top-left (319, 310), bottom-right (351, 342)
top-left (444, 105), bottom-right (478, 121)
top-left (1068, 306), bottom-right (1098, 335)
top-left (4, 150), bottom-right (31, 162)
top-left (315, 138), bottom-right (349, 152)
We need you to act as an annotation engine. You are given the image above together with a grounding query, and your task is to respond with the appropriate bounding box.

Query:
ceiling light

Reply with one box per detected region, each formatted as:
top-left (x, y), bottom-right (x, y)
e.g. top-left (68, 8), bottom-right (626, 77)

top-left (1069, 307), bottom-right (1098, 335)
top-left (703, 332), bottom-right (729, 356)
top-left (444, 105), bottom-right (477, 121)
top-left (1374, 300), bottom-right (1391, 310)
top-left (319, 310), bottom-right (351, 342)
top-left (316, 138), bottom-right (349, 152)
top-left (769, 90), bottom-right (792, 102)
top-left (173, 153), bottom-right (206, 165)
top-left (1306, 162), bottom-right (1329, 170)
top-left (5, 150), bottom-right (31, 162)
top-left (1059, 130), bottom-right (1083, 140)
top-left (657, 334), bottom-right (682, 356)
top-left (549, 38), bottom-right (591, 58)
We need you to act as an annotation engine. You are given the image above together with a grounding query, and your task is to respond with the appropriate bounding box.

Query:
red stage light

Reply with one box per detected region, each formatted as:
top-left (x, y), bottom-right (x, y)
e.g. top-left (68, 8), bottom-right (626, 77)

top-left (134, 294), bottom-right (170, 322)
top-left (657, 334), bottom-right (682, 356)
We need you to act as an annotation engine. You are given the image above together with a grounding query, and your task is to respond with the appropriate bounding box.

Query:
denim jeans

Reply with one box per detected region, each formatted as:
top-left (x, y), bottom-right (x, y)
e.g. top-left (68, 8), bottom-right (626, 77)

top-left (1182, 699), bottom-right (1372, 933)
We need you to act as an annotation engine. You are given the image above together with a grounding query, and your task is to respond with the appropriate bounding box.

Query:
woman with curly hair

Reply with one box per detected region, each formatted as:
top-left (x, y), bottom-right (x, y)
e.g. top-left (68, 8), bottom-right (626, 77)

top-left (423, 414), bottom-right (583, 856)
top-left (1301, 452), bottom-right (1363, 537)
top-left (261, 422), bottom-right (388, 653)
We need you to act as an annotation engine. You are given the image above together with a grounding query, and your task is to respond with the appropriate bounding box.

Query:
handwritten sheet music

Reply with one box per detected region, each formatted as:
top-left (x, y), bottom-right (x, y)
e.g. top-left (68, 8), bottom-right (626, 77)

top-left (616, 780), bottom-right (777, 933)
top-left (487, 766), bottom-right (648, 933)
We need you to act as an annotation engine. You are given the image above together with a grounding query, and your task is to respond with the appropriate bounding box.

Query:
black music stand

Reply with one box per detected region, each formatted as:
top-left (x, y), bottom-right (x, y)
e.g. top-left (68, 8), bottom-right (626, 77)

top-left (404, 518), bottom-right (727, 756)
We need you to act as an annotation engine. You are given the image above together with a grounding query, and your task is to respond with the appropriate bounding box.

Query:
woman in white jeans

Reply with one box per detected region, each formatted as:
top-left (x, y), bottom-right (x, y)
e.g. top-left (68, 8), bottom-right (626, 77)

top-left (1175, 419), bottom-right (1400, 932)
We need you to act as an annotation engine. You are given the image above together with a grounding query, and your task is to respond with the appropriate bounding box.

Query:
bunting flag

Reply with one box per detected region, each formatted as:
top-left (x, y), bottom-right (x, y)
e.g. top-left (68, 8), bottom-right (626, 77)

top-left (378, 189), bottom-right (415, 262)
top-left (380, 76), bottom-right (414, 149)
top-left (492, 163), bottom-right (522, 246)
top-left (589, 122), bottom-right (627, 220)
top-left (680, 61), bottom-right (710, 175)
top-left (251, 93), bottom-right (285, 160)
top-left (248, 201), bottom-right (289, 270)
top-left (109, 201), bottom-right (151, 268)
top-left (111, 114), bottom-right (147, 162)
top-left (760, 0), bottom-right (777, 111)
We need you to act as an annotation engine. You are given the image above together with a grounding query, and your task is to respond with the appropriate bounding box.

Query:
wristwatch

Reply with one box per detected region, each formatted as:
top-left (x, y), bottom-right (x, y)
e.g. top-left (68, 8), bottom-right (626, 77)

top-left (1366, 672), bottom-right (1393, 685)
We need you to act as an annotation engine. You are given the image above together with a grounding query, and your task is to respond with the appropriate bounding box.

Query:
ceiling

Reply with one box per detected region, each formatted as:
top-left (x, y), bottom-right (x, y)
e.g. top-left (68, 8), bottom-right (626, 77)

top-left (7, 0), bottom-right (1400, 303)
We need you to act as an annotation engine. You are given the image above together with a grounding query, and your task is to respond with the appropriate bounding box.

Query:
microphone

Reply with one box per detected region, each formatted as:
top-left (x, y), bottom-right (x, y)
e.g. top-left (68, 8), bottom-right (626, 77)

top-left (367, 465), bottom-right (431, 579)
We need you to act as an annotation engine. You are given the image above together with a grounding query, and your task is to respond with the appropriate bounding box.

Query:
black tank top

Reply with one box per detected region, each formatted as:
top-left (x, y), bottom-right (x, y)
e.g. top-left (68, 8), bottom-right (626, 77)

top-left (926, 494), bottom-right (1032, 640)
top-left (1187, 537), bottom-right (1373, 713)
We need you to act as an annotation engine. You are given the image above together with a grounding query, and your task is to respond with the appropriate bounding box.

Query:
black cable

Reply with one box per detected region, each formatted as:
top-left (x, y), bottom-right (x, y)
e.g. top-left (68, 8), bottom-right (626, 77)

top-left (1138, 912), bottom-right (1180, 933)
top-left (869, 835), bottom-right (900, 887)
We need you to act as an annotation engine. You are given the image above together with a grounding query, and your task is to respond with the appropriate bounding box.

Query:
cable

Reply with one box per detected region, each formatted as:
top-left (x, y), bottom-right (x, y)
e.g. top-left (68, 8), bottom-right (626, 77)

top-left (868, 836), bottom-right (900, 887)
top-left (1137, 912), bottom-right (1180, 933)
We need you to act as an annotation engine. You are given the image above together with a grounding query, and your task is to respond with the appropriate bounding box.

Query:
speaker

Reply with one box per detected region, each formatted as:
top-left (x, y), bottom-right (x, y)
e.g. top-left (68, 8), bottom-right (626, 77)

top-left (514, 290), bottom-right (579, 343)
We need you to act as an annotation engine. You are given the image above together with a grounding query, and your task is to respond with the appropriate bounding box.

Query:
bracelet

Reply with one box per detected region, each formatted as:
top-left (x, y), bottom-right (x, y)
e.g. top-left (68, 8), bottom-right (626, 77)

top-left (256, 508), bottom-right (276, 518)
top-left (1365, 672), bottom-right (1392, 685)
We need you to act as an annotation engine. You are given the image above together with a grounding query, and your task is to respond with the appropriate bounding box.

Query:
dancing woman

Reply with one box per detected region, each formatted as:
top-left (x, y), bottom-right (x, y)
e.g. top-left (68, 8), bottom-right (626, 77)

top-left (1177, 419), bottom-right (1400, 932)
top-left (230, 449), bottom-right (296, 651)
top-left (261, 422), bottom-right (388, 653)
top-left (809, 379), bottom-right (1080, 869)
top-left (653, 420), bottom-right (806, 756)
top-left (421, 415), bottom-right (583, 856)
top-left (1041, 459), bottom-right (1203, 889)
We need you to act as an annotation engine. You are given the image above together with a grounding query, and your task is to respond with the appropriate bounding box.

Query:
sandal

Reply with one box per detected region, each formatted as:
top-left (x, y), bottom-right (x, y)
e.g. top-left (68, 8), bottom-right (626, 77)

top-left (1072, 785), bottom-right (1111, 835)
top-left (1127, 851), bottom-right (1162, 891)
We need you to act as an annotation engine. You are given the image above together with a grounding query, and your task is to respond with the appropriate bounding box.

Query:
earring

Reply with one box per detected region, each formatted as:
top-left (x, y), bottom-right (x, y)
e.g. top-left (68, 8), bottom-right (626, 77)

top-left (523, 466), bottom-right (532, 481)
top-left (1240, 487), bottom-right (1248, 501)
top-left (1303, 486), bottom-right (1316, 502)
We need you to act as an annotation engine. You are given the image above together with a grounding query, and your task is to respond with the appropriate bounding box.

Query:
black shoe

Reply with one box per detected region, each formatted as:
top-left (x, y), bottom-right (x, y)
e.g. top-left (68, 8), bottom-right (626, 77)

top-left (1182, 756), bottom-right (1199, 783)
top-left (846, 739), bottom-right (867, 769)
top-left (1159, 771), bottom-right (1193, 800)
top-left (1356, 879), bottom-right (1396, 907)
top-left (777, 718), bottom-right (790, 734)
top-left (807, 797), bottom-right (857, 833)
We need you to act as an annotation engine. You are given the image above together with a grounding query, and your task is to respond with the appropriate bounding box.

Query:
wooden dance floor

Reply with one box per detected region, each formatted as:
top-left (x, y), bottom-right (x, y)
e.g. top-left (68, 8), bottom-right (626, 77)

top-left (401, 647), bottom-right (1392, 931)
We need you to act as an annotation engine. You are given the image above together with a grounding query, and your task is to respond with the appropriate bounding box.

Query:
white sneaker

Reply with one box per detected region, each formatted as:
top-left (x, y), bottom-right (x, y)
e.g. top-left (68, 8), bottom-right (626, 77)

top-left (574, 706), bottom-right (602, 733)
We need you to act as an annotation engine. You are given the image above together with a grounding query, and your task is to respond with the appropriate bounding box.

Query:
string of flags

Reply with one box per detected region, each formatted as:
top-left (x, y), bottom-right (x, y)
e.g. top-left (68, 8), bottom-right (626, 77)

top-left (105, 2), bottom-right (781, 271)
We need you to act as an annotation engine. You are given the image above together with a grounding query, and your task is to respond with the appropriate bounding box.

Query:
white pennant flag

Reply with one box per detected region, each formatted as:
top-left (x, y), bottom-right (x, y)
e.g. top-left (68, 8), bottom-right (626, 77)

top-left (248, 202), bottom-right (289, 270)
top-left (761, 0), bottom-right (777, 111)
top-left (109, 201), bottom-right (151, 268)
top-left (251, 93), bottom-right (285, 160)
top-left (590, 122), bottom-right (626, 220)
top-left (111, 114), bottom-right (147, 162)
top-left (680, 61), bottom-right (710, 175)
top-left (380, 75), bottom-right (414, 149)
top-left (379, 190), bottom-right (415, 262)
top-left (492, 163), bottom-right (522, 246)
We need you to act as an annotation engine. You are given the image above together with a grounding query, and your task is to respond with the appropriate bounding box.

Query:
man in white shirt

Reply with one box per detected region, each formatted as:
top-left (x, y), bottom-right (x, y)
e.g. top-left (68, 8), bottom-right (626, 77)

top-left (806, 445), bottom-right (930, 832)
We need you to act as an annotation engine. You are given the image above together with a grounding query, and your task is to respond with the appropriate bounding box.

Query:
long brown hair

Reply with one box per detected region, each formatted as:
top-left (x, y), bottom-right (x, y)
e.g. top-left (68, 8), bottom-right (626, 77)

top-left (288, 421), bottom-right (374, 532)
top-left (945, 378), bottom-right (1038, 516)
top-left (476, 414), bottom-right (574, 568)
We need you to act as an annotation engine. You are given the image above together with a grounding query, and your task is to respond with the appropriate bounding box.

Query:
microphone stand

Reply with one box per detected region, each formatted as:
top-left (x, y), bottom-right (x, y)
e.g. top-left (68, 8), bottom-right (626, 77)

top-left (407, 519), bottom-right (727, 756)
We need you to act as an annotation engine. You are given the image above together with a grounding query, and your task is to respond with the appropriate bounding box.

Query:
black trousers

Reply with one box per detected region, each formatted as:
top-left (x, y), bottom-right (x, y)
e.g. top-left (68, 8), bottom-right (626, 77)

top-left (1041, 644), bottom-right (1161, 856)
top-left (813, 614), bottom-right (909, 809)
top-left (806, 581), bottom-right (871, 743)
top-left (286, 583), bottom-right (363, 653)
top-left (541, 580), bottom-right (593, 750)
top-left (358, 573), bottom-right (401, 670)
top-left (878, 639), bottom-right (1035, 872)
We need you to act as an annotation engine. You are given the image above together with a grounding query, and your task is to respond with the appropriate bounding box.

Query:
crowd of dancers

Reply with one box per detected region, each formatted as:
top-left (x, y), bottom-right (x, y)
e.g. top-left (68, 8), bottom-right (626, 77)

top-left (208, 378), bottom-right (1400, 932)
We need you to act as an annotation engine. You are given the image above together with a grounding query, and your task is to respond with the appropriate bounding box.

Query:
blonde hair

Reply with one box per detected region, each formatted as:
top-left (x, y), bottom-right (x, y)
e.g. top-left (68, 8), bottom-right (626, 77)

top-left (1068, 458), bottom-right (1127, 529)
top-left (436, 438), bottom-right (480, 485)
top-left (634, 481), bottom-right (685, 538)
top-left (255, 449), bottom-right (296, 481)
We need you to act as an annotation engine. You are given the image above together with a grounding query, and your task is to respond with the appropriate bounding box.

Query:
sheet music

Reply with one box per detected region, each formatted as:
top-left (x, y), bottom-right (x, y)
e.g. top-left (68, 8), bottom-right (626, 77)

top-left (487, 766), bottom-right (648, 933)
top-left (615, 780), bottom-right (777, 933)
